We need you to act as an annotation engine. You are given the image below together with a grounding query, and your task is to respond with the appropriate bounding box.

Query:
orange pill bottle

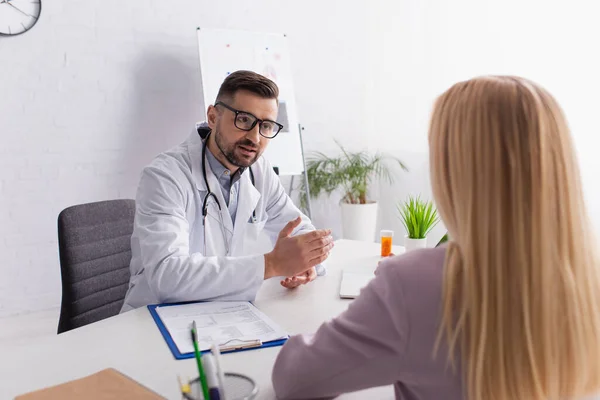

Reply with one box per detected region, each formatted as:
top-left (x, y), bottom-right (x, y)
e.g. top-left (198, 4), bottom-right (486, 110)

top-left (380, 230), bottom-right (394, 257)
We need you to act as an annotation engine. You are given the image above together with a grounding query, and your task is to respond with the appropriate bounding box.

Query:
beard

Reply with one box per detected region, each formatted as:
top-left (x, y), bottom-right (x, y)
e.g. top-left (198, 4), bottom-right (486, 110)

top-left (213, 128), bottom-right (261, 168)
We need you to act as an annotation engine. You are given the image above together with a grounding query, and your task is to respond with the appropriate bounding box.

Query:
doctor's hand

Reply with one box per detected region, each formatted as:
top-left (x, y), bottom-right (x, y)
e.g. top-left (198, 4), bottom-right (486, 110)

top-left (280, 267), bottom-right (317, 289)
top-left (264, 217), bottom-right (334, 280)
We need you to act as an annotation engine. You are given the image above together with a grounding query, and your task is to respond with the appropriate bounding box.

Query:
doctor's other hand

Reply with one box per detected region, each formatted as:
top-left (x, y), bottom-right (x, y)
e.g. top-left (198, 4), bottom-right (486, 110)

top-left (264, 217), bottom-right (334, 279)
top-left (280, 267), bottom-right (317, 289)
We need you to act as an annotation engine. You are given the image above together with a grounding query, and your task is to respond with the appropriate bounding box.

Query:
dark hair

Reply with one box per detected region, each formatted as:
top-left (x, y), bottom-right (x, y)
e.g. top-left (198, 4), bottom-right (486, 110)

top-left (215, 70), bottom-right (279, 103)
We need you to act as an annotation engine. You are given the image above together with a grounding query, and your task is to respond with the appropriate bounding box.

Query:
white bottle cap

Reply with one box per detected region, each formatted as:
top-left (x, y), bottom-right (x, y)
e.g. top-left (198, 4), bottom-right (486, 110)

top-left (380, 230), bottom-right (394, 237)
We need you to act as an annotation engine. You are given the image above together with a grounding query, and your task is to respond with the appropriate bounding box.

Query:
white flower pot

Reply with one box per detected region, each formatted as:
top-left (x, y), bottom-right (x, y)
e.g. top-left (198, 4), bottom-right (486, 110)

top-left (340, 202), bottom-right (378, 242)
top-left (404, 236), bottom-right (427, 252)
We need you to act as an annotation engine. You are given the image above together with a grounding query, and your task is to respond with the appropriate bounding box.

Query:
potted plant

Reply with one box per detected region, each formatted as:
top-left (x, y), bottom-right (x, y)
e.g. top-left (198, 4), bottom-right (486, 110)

top-left (397, 195), bottom-right (440, 251)
top-left (301, 141), bottom-right (408, 241)
top-left (436, 232), bottom-right (448, 247)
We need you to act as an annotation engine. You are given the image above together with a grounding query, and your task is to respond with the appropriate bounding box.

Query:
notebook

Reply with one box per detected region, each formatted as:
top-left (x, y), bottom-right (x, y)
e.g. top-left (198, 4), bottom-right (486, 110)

top-left (339, 270), bottom-right (375, 299)
top-left (15, 368), bottom-right (165, 400)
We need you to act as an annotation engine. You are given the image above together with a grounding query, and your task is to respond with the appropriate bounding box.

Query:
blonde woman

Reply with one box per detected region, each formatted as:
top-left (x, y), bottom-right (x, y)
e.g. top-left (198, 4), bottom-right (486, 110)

top-left (271, 76), bottom-right (600, 400)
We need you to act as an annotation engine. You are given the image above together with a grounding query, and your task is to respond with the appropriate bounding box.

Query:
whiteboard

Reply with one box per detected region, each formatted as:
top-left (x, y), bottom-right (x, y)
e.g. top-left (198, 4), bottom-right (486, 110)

top-left (197, 27), bottom-right (304, 175)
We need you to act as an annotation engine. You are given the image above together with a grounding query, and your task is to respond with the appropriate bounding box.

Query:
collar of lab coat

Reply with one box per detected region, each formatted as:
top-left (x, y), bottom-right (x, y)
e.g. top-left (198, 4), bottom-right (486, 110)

top-left (187, 129), bottom-right (210, 192)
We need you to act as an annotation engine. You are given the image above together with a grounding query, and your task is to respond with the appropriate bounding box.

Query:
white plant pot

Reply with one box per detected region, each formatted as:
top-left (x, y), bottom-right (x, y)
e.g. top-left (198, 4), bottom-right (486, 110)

top-left (340, 202), bottom-right (378, 242)
top-left (404, 236), bottom-right (427, 252)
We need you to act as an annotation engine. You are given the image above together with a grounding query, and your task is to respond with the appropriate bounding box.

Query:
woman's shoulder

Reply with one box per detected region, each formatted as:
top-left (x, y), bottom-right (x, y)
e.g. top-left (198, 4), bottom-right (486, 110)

top-left (375, 245), bottom-right (447, 303)
top-left (378, 245), bottom-right (447, 277)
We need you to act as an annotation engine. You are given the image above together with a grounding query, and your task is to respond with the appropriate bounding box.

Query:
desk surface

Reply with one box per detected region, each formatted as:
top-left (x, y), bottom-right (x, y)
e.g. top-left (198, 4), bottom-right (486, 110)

top-left (1, 239), bottom-right (403, 399)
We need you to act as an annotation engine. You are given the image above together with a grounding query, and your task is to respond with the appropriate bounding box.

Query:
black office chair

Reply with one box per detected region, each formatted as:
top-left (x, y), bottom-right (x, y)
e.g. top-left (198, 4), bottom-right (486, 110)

top-left (57, 199), bottom-right (135, 334)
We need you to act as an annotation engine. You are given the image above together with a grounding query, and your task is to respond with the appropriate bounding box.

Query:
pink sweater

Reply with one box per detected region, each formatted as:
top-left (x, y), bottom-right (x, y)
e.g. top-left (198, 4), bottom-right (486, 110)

top-left (272, 246), bottom-right (462, 399)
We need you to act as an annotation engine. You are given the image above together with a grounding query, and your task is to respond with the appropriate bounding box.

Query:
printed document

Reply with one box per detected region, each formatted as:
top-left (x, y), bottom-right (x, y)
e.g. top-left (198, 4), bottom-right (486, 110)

top-left (155, 301), bottom-right (288, 354)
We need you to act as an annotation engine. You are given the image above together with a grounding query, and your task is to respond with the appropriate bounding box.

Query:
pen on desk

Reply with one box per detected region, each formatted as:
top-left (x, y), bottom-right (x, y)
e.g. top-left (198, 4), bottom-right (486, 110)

top-left (202, 354), bottom-right (221, 400)
top-left (218, 339), bottom-right (263, 353)
top-left (211, 343), bottom-right (226, 400)
top-left (191, 321), bottom-right (210, 400)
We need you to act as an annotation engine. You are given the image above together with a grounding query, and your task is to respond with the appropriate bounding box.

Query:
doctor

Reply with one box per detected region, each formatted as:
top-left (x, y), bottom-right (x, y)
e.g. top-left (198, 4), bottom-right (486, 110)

top-left (121, 70), bottom-right (333, 312)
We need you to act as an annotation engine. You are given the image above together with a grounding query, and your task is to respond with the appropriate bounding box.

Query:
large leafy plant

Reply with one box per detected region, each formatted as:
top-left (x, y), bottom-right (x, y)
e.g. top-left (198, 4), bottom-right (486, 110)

top-left (397, 195), bottom-right (440, 239)
top-left (301, 142), bottom-right (408, 207)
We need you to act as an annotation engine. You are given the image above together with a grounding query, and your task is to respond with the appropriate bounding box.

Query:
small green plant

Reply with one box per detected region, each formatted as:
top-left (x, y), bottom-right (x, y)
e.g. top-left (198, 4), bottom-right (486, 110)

top-left (300, 141), bottom-right (408, 209)
top-left (436, 233), bottom-right (448, 247)
top-left (398, 196), bottom-right (440, 239)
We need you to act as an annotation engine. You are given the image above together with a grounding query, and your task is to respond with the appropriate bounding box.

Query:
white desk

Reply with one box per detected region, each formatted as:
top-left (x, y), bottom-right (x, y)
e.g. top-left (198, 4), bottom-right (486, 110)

top-left (0, 239), bottom-right (403, 399)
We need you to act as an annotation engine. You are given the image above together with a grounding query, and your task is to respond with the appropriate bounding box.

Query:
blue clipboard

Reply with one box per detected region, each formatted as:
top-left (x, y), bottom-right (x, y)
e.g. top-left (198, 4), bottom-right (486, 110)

top-left (147, 301), bottom-right (289, 360)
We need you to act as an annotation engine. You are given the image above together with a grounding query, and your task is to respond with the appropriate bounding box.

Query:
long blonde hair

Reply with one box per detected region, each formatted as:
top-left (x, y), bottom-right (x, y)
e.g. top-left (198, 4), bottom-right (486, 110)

top-left (430, 76), bottom-right (600, 400)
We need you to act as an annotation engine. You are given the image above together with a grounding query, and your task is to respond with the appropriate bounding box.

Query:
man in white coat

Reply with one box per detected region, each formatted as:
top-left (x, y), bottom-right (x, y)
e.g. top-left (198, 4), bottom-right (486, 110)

top-left (121, 70), bottom-right (333, 312)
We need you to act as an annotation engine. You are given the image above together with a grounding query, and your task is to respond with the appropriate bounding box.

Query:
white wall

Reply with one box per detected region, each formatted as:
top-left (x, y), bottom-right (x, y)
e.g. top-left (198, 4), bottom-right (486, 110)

top-left (0, 0), bottom-right (369, 317)
top-left (3, 0), bottom-right (600, 317)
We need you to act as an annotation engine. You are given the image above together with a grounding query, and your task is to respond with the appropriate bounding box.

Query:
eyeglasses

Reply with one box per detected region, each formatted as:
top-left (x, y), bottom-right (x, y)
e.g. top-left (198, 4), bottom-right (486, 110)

top-left (215, 101), bottom-right (284, 139)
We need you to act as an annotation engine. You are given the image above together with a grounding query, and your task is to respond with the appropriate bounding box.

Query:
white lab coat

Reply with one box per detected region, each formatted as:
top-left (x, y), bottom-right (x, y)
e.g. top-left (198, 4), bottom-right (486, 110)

top-left (120, 129), bottom-right (324, 312)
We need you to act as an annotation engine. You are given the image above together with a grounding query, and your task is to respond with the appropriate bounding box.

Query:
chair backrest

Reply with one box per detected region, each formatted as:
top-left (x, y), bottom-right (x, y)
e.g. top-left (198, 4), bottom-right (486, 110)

top-left (57, 199), bottom-right (135, 334)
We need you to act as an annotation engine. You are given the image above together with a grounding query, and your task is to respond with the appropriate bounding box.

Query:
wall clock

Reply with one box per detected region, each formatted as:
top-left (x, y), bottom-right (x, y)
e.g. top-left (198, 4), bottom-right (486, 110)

top-left (0, 0), bottom-right (41, 36)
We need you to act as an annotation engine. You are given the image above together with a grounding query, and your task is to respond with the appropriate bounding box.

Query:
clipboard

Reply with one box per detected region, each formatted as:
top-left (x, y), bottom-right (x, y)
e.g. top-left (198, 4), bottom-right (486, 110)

top-left (147, 301), bottom-right (289, 360)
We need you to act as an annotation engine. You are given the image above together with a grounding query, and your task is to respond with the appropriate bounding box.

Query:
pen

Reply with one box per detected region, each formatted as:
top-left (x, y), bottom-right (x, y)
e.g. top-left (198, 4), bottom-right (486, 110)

top-left (202, 354), bottom-right (221, 400)
top-left (218, 339), bottom-right (263, 353)
top-left (191, 321), bottom-right (210, 400)
top-left (211, 343), bottom-right (226, 400)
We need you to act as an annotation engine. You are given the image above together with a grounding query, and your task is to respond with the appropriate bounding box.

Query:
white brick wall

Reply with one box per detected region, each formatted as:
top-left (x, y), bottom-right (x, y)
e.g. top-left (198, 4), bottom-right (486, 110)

top-left (0, 0), bottom-right (371, 317)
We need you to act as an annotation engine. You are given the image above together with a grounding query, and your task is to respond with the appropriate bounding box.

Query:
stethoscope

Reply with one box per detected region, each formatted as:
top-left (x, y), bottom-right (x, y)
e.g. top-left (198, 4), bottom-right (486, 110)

top-left (200, 130), bottom-right (257, 253)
